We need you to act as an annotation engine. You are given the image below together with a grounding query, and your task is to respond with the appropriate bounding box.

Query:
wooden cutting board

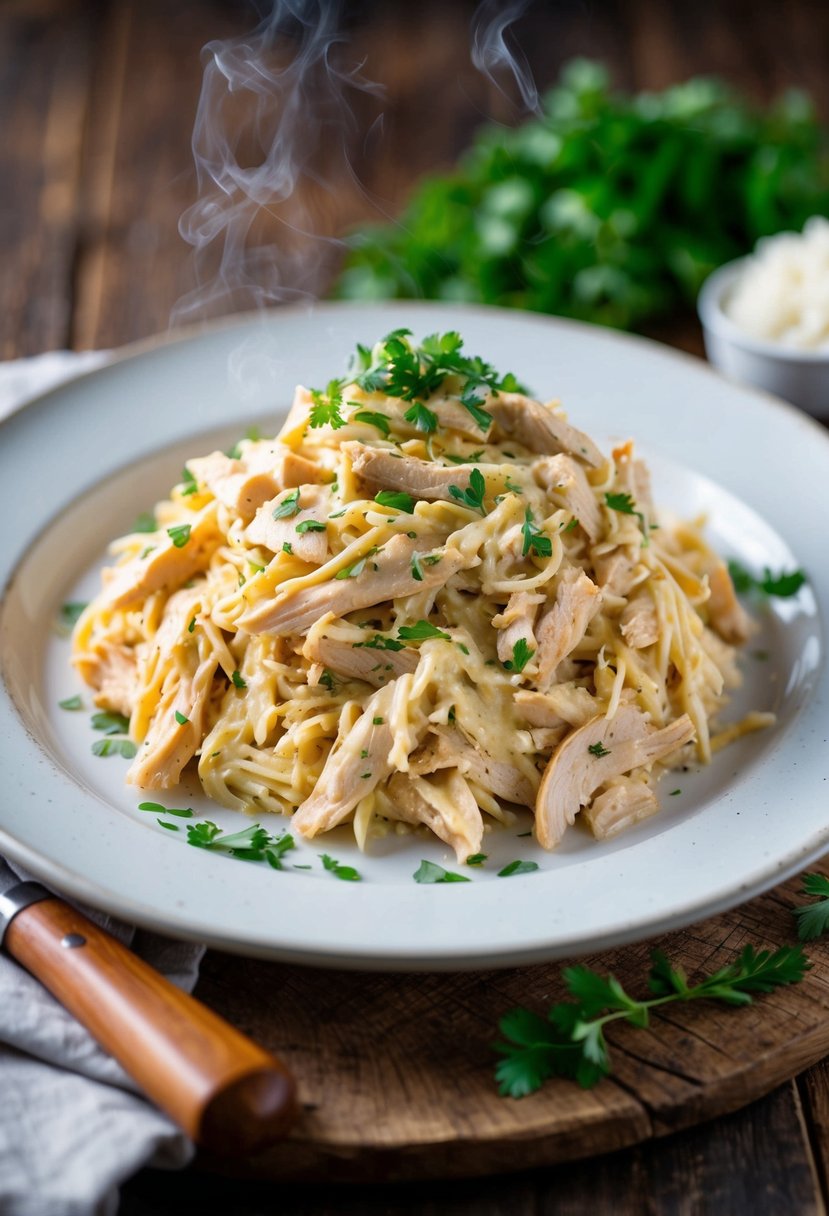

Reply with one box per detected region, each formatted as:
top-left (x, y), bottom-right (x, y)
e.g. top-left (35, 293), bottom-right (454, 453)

top-left (194, 861), bottom-right (829, 1181)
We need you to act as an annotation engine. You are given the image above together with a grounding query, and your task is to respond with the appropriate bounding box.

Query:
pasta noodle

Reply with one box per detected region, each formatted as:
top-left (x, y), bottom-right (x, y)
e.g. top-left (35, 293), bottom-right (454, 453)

top-left (71, 330), bottom-right (765, 859)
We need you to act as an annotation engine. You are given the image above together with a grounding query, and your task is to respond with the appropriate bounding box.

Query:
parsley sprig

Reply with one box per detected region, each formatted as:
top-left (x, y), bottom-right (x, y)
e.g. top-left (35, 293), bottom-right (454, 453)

top-left (308, 380), bottom-right (346, 429)
top-left (494, 945), bottom-right (809, 1096)
top-left (604, 491), bottom-right (647, 541)
top-left (521, 508), bottom-right (553, 558)
top-left (728, 560), bottom-right (806, 599)
top-left (793, 873), bottom-right (829, 941)
top-left (186, 821), bottom-right (296, 868)
top-left (449, 468), bottom-right (487, 514)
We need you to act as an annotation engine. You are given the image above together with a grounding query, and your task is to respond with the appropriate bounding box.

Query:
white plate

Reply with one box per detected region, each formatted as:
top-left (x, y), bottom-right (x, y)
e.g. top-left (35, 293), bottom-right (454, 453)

top-left (0, 303), bottom-right (826, 970)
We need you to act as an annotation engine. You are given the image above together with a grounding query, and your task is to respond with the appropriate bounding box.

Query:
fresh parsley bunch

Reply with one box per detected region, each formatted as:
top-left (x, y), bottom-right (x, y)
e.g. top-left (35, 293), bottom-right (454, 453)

top-left (336, 60), bottom-right (829, 331)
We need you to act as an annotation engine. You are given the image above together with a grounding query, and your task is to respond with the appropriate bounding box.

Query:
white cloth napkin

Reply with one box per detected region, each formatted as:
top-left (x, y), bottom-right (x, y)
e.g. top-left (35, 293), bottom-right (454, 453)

top-left (0, 352), bottom-right (203, 1216)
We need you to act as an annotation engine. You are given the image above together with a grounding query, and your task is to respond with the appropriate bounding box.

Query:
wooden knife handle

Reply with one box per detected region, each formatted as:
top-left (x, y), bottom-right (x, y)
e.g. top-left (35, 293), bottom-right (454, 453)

top-left (5, 897), bottom-right (297, 1153)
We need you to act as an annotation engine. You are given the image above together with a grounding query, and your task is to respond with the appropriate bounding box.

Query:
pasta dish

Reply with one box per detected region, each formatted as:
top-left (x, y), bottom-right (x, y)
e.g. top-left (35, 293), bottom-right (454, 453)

top-left (71, 329), bottom-right (768, 861)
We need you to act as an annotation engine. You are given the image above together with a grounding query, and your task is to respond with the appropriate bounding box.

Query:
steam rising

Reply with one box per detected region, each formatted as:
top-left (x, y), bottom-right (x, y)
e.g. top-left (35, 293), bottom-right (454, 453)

top-left (173, 0), bottom-right (382, 324)
top-left (175, 1), bottom-right (541, 326)
top-left (471, 0), bottom-right (539, 114)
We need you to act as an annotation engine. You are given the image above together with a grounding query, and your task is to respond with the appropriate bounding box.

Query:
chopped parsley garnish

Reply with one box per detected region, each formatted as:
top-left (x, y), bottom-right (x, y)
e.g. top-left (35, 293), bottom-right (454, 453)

top-left (372, 716), bottom-right (384, 725)
top-left (186, 821), bottom-right (296, 868)
top-left (413, 859), bottom-right (471, 884)
top-left (308, 380), bottom-right (346, 429)
top-left (521, 508), bottom-right (553, 558)
top-left (375, 490), bottom-right (416, 513)
top-left (793, 874), bottom-right (829, 941)
top-left (59, 601), bottom-right (88, 629)
top-left (231, 670), bottom-right (246, 689)
top-left (402, 401), bottom-right (439, 433)
top-left (466, 853), bottom-right (488, 866)
top-left (180, 466), bottom-right (198, 496)
top-left (91, 738), bottom-right (137, 759)
top-left (397, 620), bottom-right (451, 641)
top-left (561, 517), bottom-right (579, 532)
top-left (352, 409), bottom-right (390, 436)
top-left (133, 512), bottom-right (157, 533)
top-left (504, 477), bottom-right (523, 493)
top-left (503, 638), bottom-right (535, 673)
top-left (588, 741), bottom-right (611, 758)
top-left (448, 467), bottom-right (487, 514)
top-left (167, 524), bottom-right (191, 549)
top-left (58, 695), bottom-right (82, 711)
top-left (669, 789), bottom-right (681, 796)
top-left (91, 710), bottom-right (131, 736)
top-left (138, 801), bottom-right (194, 818)
top-left (295, 519), bottom-right (327, 533)
top-left (272, 488), bottom-right (301, 520)
top-left (605, 491), bottom-right (647, 540)
top-left (335, 556), bottom-right (368, 580)
top-left (318, 669), bottom-right (336, 692)
top-left (174, 710), bottom-right (190, 726)
top-left (458, 383), bottom-right (493, 432)
top-left (157, 820), bottom-right (179, 831)
top-left (411, 554), bottom-right (424, 582)
top-left (494, 945), bottom-right (810, 1097)
top-left (498, 860), bottom-right (539, 877)
top-left (282, 542), bottom-right (293, 555)
top-left (187, 616), bottom-right (196, 633)
top-left (320, 853), bottom-right (361, 882)
top-left (354, 633), bottom-right (405, 652)
top-left (728, 560), bottom-right (806, 599)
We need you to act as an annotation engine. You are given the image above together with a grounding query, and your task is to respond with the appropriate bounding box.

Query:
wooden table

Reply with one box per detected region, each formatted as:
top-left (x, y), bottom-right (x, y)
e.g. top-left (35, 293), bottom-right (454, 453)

top-left (3, 1), bottom-right (828, 1211)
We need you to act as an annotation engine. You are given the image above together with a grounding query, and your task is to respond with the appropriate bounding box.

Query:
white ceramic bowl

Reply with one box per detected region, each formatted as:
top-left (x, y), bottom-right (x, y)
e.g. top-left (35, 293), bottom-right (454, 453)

top-left (698, 258), bottom-right (829, 421)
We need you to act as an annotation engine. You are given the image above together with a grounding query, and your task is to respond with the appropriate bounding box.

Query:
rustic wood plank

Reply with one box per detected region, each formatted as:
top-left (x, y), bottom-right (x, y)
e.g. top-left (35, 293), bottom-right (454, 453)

top-left (0, 0), bottom-right (99, 358)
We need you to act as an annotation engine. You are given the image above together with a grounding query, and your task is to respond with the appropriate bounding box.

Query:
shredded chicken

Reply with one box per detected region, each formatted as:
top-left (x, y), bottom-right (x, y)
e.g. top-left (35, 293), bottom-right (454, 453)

top-left (583, 777), bottom-right (659, 840)
top-left (533, 454), bottom-right (602, 540)
top-left (535, 570), bottom-right (602, 690)
top-left (387, 770), bottom-right (483, 862)
top-left (487, 392), bottom-right (605, 467)
top-left (246, 484), bottom-right (330, 564)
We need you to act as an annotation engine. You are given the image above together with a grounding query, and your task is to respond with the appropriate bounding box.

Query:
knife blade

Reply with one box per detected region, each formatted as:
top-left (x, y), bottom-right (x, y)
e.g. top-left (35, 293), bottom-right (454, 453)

top-left (0, 863), bottom-right (297, 1152)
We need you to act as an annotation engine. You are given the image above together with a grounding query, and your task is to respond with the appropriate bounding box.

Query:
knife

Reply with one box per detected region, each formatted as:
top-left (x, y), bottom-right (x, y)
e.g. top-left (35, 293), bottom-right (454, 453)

top-left (0, 877), bottom-right (297, 1153)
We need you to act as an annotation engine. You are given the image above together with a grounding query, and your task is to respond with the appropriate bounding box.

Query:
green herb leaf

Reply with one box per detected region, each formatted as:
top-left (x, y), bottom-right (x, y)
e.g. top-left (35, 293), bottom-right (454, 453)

top-left (521, 507), bottom-right (553, 558)
top-left (458, 383), bottom-right (494, 432)
top-left (272, 489), bottom-right (301, 520)
top-left (180, 466), bottom-right (198, 496)
top-left (413, 859), bottom-right (471, 884)
top-left (231, 670), bottom-right (247, 689)
top-left (794, 873), bottom-right (829, 941)
top-left (91, 710), bottom-right (131, 735)
top-left (133, 512), bottom-right (157, 533)
top-left (375, 490), bottom-right (416, 513)
top-left (497, 860), bottom-right (539, 877)
top-left (507, 638), bottom-right (534, 673)
top-left (353, 409), bottom-right (390, 436)
top-left (588, 741), bottom-right (610, 758)
top-left (295, 519), bottom-right (327, 533)
top-left (320, 853), bottom-right (361, 882)
top-left (58, 695), bottom-right (83, 711)
top-left (59, 602), bottom-right (88, 629)
top-left (397, 620), bottom-right (451, 641)
top-left (309, 380), bottom-right (346, 429)
top-left (466, 853), bottom-right (488, 866)
top-left (728, 560), bottom-right (806, 599)
top-left (411, 554), bottom-right (424, 582)
top-left (167, 524), bottom-right (192, 549)
top-left (174, 710), bottom-right (190, 726)
top-left (138, 801), bottom-right (194, 818)
top-left (402, 402), bottom-right (438, 433)
top-left (354, 633), bottom-right (405, 652)
top-left (448, 467), bottom-right (487, 514)
top-left (91, 737), bottom-right (136, 759)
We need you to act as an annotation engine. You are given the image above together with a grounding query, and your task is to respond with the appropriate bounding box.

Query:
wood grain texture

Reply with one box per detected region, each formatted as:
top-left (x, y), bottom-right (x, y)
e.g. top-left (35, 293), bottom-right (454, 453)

top-left (6, 898), bottom-right (298, 1152)
top-left (183, 861), bottom-right (829, 1182)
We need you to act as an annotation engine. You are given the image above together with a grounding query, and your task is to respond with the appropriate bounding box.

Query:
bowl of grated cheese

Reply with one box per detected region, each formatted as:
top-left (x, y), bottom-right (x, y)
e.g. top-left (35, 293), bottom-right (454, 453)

top-left (698, 216), bottom-right (829, 420)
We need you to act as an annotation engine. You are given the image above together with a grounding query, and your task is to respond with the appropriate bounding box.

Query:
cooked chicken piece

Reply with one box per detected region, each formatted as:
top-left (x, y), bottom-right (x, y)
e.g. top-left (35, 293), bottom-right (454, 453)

top-left (292, 684), bottom-right (398, 836)
top-left (612, 441), bottom-right (654, 521)
top-left (410, 725), bottom-right (536, 807)
top-left (532, 455), bottom-right (602, 540)
top-left (593, 548), bottom-right (640, 598)
top-left (187, 444), bottom-right (325, 519)
top-left (386, 770), bottom-right (484, 862)
top-left (583, 778), bottom-right (659, 840)
top-left (534, 705), bottom-right (695, 848)
top-left (620, 592), bottom-right (659, 649)
top-left (493, 591), bottom-right (543, 665)
top-left (381, 394), bottom-right (494, 442)
top-left (75, 644), bottom-right (137, 717)
top-left (302, 629), bottom-right (418, 687)
top-left (246, 484), bottom-right (330, 564)
top-left (240, 534), bottom-right (463, 636)
top-left (101, 510), bottom-right (219, 611)
top-left (707, 562), bottom-right (754, 644)
top-left (535, 569), bottom-right (602, 691)
top-left (514, 684), bottom-right (598, 729)
top-left (345, 441), bottom-right (480, 504)
top-left (486, 392), bottom-right (604, 468)
top-left (127, 587), bottom-right (219, 788)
